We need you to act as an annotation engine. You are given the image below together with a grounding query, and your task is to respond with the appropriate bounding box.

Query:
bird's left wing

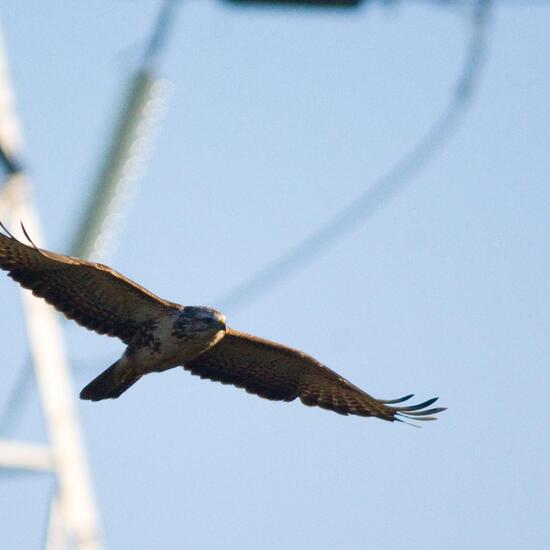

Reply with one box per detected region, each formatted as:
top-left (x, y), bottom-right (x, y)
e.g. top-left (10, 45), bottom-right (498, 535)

top-left (185, 328), bottom-right (445, 422)
top-left (0, 225), bottom-right (181, 344)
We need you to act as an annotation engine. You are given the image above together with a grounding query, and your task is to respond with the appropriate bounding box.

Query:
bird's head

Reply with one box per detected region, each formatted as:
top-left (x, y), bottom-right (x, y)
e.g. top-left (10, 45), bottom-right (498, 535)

top-left (180, 306), bottom-right (227, 337)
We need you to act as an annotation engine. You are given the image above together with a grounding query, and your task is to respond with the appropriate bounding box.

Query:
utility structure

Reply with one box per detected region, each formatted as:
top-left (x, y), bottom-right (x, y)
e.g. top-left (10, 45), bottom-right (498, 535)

top-left (0, 22), bottom-right (103, 550)
top-left (70, 0), bottom-right (176, 262)
top-left (0, 3), bottom-right (175, 547)
top-left (0, 0), bottom-right (490, 546)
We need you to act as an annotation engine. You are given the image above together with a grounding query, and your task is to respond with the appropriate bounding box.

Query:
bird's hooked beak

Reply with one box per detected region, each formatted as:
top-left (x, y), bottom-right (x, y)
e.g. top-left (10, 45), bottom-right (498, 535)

top-left (216, 313), bottom-right (227, 331)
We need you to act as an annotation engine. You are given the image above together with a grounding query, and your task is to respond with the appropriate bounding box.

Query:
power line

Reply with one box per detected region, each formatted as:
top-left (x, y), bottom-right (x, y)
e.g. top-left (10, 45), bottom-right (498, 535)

top-left (0, 4), bottom-right (181, 547)
top-left (71, 0), bottom-right (178, 261)
top-left (215, 0), bottom-right (492, 314)
top-left (1, 1), bottom-right (181, 439)
top-left (142, 0), bottom-right (181, 69)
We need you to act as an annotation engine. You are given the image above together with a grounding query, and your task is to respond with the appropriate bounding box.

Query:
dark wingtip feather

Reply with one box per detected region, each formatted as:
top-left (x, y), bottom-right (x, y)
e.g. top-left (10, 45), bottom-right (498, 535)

top-left (394, 416), bottom-right (422, 428)
top-left (388, 396), bottom-right (446, 424)
top-left (381, 393), bottom-right (414, 404)
top-left (394, 397), bottom-right (439, 412)
top-left (401, 406), bottom-right (447, 417)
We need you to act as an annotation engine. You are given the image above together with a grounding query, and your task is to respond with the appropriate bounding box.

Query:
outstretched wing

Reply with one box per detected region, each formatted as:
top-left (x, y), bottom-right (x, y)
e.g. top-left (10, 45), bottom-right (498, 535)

top-left (0, 224), bottom-right (181, 344)
top-left (185, 328), bottom-right (445, 422)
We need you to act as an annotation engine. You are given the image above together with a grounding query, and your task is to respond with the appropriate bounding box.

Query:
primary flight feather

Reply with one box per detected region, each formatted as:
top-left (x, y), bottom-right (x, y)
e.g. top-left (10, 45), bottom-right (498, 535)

top-left (0, 223), bottom-right (445, 423)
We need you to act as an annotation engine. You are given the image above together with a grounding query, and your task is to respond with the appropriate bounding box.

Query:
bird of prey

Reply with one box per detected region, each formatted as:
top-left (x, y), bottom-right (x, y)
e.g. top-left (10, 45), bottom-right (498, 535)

top-left (0, 222), bottom-right (445, 424)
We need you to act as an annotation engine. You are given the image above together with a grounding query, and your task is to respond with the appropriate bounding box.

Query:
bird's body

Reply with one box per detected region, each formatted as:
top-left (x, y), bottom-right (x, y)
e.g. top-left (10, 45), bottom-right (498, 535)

top-left (82, 306), bottom-right (227, 400)
top-left (125, 306), bottom-right (226, 376)
top-left (0, 222), bottom-right (445, 423)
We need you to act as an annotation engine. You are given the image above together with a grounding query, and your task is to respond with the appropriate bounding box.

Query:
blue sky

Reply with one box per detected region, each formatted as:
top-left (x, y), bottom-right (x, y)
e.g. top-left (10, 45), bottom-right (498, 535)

top-left (1, 1), bottom-right (549, 549)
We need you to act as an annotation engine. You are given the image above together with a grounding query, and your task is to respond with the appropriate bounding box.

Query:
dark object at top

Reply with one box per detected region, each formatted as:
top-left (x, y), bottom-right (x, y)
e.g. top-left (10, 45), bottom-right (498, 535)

top-left (224, 0), bottom-right (363, 7)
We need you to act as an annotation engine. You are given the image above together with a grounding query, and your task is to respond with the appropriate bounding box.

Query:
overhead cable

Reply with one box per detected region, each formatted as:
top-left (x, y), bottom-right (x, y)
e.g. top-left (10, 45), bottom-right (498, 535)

top-left (215, 0), bottom-right (492, 314)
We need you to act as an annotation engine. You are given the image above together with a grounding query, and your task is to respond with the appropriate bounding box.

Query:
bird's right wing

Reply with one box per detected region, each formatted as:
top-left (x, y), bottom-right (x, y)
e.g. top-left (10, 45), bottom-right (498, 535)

top-left (0, 224), bottom-right (181, 344)
top-left (185, 328), bottom-right (445, 422)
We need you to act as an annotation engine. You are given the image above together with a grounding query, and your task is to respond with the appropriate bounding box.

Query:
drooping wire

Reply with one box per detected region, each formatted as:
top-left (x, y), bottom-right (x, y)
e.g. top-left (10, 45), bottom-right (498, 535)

top-left (215, 0), bottom-right (492, 314)
top-left (142, 0), bottom-right (181, 70)
top-left (70, 0), bottom-right (179, 261)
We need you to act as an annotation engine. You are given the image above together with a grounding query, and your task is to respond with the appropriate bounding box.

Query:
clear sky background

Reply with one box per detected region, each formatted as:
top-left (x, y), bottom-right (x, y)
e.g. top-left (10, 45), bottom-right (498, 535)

top-left (1, 1), bottom-right (549, 549)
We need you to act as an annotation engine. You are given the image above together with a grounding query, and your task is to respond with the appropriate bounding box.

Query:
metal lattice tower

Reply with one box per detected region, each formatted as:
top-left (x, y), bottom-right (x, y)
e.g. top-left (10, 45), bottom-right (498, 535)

top-left (0, 21), bottom-right (103, 550)
top-left (0, 3), bottom-right (175, 546)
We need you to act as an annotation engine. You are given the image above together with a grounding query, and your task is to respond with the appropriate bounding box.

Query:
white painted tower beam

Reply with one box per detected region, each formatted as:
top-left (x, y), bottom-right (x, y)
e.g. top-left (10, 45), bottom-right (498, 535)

top-left (0, 23), bottom-right (103, 550)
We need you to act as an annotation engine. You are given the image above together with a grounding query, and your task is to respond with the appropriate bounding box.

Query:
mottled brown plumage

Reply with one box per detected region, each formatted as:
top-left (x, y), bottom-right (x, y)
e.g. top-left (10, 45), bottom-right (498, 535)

top-left (186, 329), bottom-right (443, 421)
top-left (0, 222), bottom-right (180, 344)
top-left (0, 222), bottom-right (445, 423)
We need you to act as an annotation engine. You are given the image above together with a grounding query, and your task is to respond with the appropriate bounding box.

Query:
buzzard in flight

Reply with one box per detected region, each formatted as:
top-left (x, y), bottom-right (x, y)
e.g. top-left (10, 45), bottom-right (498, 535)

top-left (0, 223), bottom-right (445, 424)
